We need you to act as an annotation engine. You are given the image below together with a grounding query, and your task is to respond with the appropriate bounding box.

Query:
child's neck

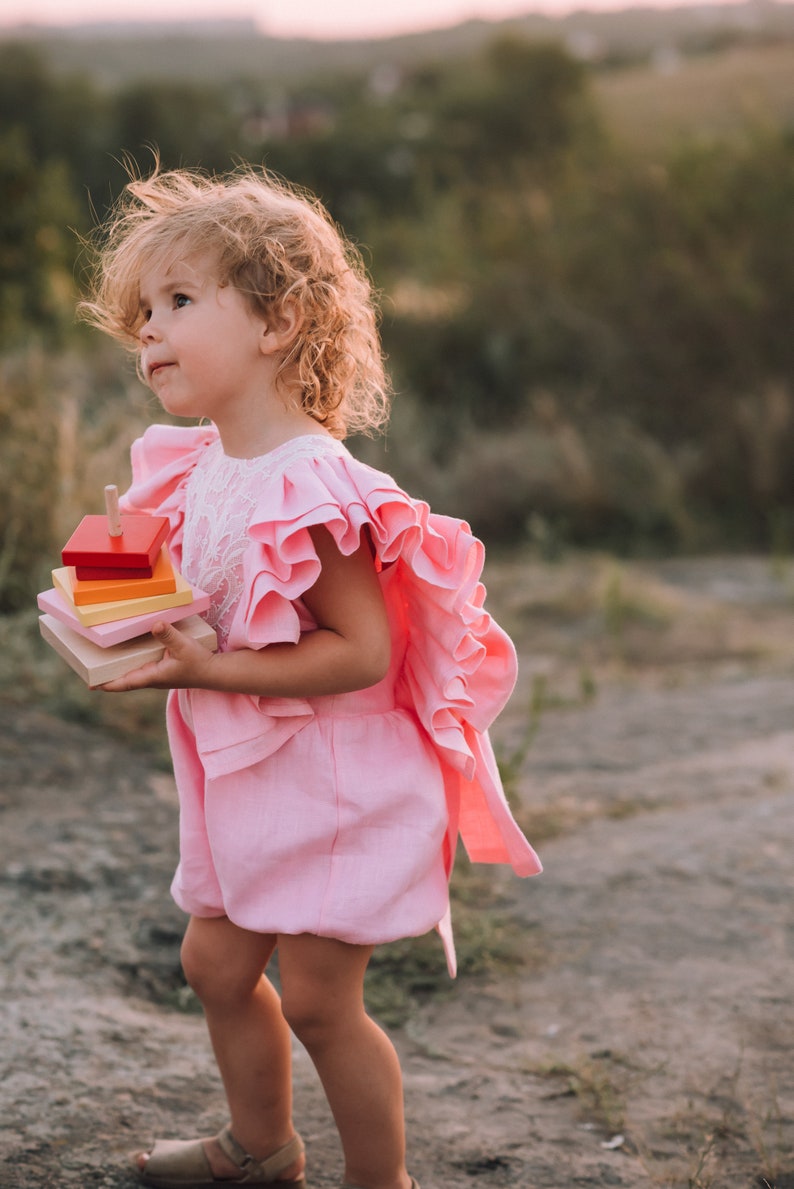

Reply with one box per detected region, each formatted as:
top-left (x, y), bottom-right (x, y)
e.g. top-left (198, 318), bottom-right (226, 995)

top-left (215, 399), bottom-right (329, 460)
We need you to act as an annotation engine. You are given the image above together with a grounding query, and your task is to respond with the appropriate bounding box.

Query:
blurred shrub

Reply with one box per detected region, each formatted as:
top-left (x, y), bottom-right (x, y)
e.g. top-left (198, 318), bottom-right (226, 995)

top-left (381, 121), bottom-right (794, 548)
top-left (362, 392), bottom-right (698, 553)
top-left (0, 129), bottom-right (81, 348)
top-left (0, 346), bottom-right (153, 612)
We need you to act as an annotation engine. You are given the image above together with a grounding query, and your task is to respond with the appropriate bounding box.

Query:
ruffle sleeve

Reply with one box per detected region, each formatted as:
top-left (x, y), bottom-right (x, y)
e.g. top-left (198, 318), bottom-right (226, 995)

top-left (227, 446), bottom-right (541, 878)
top-left (119, 424), bottom-right (219, 573)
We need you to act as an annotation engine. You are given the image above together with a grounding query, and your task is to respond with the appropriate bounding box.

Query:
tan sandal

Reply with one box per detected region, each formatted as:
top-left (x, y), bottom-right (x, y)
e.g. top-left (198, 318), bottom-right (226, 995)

top-left (340, 1181), bottom-right (420, 1188)
top-left (136, 1125), bottom-right (306, 1187)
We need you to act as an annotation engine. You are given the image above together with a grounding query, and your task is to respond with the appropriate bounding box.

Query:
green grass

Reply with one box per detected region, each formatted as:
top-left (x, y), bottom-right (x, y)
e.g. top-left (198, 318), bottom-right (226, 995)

top-left (365, 855), bottom-right (541, 1028)
top-left (595, 40), bottom-right (794, 150)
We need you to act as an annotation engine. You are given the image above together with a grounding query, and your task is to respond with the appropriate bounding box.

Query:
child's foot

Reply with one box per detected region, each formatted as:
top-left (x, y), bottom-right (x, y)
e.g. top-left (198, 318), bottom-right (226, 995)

top-left (135, 1125), bottom-right (305, 1185)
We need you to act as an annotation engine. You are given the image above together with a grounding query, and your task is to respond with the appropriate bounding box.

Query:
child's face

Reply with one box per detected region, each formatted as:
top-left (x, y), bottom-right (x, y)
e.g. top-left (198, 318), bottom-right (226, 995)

top-left (137, 253), bottom-right (270, 426)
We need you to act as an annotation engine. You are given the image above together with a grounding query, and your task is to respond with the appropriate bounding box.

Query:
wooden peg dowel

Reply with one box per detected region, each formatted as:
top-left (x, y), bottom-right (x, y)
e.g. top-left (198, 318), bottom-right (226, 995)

top-left (104, 485), bottom-right (123, 537)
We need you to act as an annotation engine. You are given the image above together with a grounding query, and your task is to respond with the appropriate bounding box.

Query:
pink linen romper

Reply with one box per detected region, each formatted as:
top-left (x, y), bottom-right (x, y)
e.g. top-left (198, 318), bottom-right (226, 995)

top-left (121, 427), bottom-right (542, 975)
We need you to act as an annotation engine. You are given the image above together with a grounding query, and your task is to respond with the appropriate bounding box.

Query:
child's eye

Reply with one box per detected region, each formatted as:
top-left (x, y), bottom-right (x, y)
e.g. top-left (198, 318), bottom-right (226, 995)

top-left (174, 293), bottom-right (191, 309)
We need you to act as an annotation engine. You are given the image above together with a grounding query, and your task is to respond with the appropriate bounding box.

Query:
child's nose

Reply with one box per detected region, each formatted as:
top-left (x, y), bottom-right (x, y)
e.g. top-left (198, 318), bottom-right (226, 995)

top-left (139, 314), bottom-right (161, 343)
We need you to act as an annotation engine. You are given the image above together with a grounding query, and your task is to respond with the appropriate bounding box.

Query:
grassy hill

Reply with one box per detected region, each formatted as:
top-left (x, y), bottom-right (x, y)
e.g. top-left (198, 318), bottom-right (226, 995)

top-left (4, 2), bottom-right (794, 90)
top-left (4, 2), bottom-right (794, 148)
top-left (595, 37), bottom-right (794, 147)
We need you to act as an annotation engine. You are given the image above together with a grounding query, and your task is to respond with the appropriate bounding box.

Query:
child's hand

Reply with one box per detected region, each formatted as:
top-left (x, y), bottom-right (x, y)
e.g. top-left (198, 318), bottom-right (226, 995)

top-left (96, 622), bottom-right (217, 693)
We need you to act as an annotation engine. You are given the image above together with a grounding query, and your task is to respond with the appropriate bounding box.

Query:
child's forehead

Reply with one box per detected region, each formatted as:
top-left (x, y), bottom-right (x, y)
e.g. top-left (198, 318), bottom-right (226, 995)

top-left (138, 246), bottom-right (220, 292)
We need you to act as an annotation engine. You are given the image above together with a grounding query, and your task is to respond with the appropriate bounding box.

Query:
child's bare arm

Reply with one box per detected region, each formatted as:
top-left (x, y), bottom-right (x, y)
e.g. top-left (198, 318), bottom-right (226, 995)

top-left (97, 525), bottom-right (391, 696)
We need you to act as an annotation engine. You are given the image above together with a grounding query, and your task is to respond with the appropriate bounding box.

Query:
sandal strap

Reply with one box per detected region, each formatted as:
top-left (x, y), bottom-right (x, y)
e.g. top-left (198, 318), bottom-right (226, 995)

top-left (217, 1126), bottom-right (305, 1181)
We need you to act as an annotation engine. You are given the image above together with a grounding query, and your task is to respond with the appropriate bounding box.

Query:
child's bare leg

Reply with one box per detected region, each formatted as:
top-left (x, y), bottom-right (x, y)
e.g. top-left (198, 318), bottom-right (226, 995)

top-left (278, 933), bottom-right (412, 1189)
top-left (140, 915), bottom-right (303, 1181)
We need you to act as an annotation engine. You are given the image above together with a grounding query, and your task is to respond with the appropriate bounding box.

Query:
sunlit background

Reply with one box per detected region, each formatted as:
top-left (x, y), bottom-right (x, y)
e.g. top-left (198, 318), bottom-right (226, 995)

top-left (1, 0), bottom-right (794, 620)
top-left (2, 7), bottom-right (794, 1186)
top-left (0, 0), bottom-right (753, 39)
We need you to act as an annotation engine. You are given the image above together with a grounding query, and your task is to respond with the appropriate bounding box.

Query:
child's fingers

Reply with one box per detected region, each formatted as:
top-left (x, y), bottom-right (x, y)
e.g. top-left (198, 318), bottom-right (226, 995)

top-left (95, 622), bottom-right (215, 692)
top-left (94, 663), bottom-right (162, 692)
top-left (95, 623), bottom-right (189, 692)
top-left (150, 621), bottom-right (184, 651)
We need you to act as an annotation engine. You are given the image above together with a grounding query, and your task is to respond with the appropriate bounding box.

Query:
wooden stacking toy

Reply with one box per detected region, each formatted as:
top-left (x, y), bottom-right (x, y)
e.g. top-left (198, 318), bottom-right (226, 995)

top-left (38, 485), bottom-right (215, 686)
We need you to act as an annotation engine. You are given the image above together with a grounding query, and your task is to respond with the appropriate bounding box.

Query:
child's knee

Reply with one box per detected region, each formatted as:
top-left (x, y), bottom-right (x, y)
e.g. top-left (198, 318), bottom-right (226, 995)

top-left (277, 935), bottom-right (372, 1047)
top-left (180, 929), bottom-right (223, 1001)
top-left (280, 982), bottom-right (339, 1047)
top-left (179, 922), bottom-right (265, 1007)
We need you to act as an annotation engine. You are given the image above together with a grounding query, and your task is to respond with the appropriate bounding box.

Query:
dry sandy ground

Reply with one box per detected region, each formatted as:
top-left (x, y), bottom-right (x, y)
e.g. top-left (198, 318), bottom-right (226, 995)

top-left (1, 554), bottom-right (793, 1189)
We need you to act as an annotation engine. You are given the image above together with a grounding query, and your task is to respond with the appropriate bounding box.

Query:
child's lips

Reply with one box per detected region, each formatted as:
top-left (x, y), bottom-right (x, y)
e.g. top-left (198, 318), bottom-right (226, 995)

top-left (148, 360), bottom-right (174, 382)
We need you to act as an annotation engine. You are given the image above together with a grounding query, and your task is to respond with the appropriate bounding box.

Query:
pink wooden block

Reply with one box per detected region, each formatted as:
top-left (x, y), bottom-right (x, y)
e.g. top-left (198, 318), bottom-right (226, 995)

top-left (37, 585), bottom-right (212, 646)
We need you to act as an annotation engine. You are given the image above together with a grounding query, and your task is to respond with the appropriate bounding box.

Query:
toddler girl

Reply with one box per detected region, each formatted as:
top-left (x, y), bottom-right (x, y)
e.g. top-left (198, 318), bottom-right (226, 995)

top-left (80, 165), bottom-right (541, 1189)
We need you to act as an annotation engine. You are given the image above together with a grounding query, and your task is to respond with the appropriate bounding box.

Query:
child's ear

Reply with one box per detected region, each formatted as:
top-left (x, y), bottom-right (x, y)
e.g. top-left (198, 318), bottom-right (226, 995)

top-left (259, 300), bottom-right (303, 356)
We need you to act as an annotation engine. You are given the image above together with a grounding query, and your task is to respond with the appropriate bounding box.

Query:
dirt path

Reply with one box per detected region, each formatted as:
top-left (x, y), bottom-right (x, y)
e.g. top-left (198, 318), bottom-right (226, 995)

top-left (1, 555), bottom-right (793, 1189)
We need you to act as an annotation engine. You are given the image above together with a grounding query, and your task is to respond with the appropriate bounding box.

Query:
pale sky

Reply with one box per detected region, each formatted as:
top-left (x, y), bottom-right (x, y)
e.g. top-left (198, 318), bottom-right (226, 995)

top-left (0, 0), bottom-right (736, 41)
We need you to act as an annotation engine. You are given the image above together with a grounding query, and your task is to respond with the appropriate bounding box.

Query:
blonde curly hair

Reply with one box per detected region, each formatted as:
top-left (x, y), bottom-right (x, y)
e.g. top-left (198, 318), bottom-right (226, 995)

top-left (79, 165), bottom-right (391, 438)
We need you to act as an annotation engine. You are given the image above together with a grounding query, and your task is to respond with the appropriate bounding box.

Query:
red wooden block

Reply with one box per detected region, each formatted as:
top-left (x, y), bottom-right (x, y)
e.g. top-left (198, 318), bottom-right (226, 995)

top-left (62, 514), bottom-right (169, 569)
top-left (75, 561), bottom-right (154, 580)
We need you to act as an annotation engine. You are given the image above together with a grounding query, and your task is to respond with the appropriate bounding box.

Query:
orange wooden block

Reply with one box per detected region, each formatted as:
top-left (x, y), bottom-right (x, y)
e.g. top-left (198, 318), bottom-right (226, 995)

top-left (66, 547), bottom-right (176, 606)
top-left (52, 564), bottom-right (194, 626)
top-left (62, 514), bottom-right (169, 569)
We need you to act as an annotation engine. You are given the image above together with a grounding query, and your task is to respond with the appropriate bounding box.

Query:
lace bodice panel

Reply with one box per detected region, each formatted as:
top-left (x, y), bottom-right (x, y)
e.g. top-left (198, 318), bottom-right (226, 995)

top-left (181, 435), bottom-right (344, 646)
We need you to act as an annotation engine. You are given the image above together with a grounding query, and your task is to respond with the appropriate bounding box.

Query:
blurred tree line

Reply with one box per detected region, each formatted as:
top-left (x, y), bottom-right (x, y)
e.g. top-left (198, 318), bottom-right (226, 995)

top-left (2, 33), bottom-right (794, 610)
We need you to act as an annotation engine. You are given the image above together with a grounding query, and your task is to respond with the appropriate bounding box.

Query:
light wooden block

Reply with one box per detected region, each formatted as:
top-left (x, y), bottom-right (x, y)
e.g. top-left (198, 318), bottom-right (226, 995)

top-left (37, 585), bottom-right (212, 646)
top-left (52, 566), bottom-right (194, 626)
top-left (62, 513), bottom-right (169, 569)
top-left (39, 612), bottom-right (217, 686)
